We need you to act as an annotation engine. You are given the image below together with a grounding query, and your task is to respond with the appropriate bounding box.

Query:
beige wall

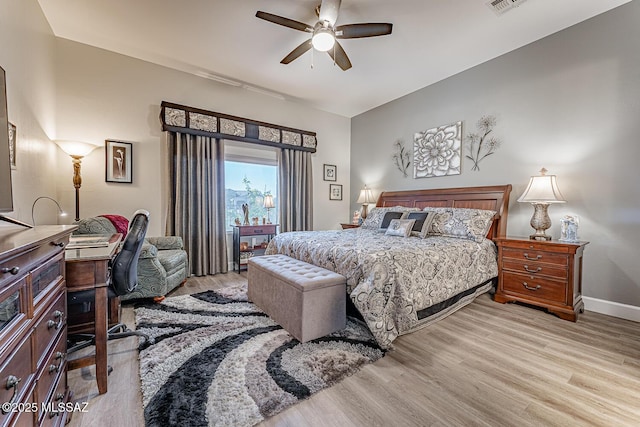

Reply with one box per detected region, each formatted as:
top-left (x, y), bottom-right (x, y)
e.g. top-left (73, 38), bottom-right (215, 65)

top-left (0, 0), bottom-right (60, 227)
top-left (52, 39), bottom-right (351, 236)
top-left (351, 2), bottom-right (640, 312)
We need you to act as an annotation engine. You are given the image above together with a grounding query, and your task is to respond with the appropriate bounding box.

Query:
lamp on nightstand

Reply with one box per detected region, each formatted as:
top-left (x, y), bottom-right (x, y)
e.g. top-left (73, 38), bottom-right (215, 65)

top-left (356, 185), bottom-right (375, 219)
top-left (517, 168), bottom-right (566, 241)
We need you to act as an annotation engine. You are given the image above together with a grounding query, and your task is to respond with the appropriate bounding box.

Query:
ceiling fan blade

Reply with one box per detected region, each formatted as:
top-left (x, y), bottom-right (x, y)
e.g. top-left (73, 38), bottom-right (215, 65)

top-left (318, 0), bottom-right (341, 26)
top-left (256, 11), bottom-right (312, 32)
top-left (336, 23), bottom-right (393, 39)
top-left (327, 41), bottom-right (352, 71)
top-left (281, 40), bottom-right (313, 64)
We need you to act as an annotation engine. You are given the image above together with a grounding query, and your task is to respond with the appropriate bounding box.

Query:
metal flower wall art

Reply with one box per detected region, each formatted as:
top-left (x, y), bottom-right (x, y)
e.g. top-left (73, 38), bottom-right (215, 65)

top-left (413, 121), bottom-right (462, 178)
top-left (392, 139), bottom-right (411, 177)
top-left (465, 115), bottom-right (501, 171)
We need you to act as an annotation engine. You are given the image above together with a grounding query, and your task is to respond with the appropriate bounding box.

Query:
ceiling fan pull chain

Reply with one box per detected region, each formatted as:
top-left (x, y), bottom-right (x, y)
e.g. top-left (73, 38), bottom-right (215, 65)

top-left (311, 45), bottom-right (314, 69)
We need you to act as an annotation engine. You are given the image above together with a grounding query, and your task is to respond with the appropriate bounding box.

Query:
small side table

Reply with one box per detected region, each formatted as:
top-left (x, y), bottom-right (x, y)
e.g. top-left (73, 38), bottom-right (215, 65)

top-left (340, 223), bottom-right (360, 229)
top-left (232, 224), bottom-right (278, 273)
top-left (494, 236), bottom-right (588, 321)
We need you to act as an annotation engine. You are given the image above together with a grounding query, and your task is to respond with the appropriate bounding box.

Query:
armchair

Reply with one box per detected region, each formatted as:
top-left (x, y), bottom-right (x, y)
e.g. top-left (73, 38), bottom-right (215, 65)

top-left (73, 215), bottom-right (189, 301)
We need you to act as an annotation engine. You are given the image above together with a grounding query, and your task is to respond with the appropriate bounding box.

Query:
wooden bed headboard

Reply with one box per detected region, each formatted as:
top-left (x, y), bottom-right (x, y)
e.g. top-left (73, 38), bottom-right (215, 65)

top-left (376, 184), bottom-right (512, 239)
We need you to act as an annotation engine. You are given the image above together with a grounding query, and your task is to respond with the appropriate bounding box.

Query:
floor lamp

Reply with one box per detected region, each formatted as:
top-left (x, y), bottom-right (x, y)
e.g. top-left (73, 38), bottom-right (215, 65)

top-left (55, 140), bottom-right (98, 221)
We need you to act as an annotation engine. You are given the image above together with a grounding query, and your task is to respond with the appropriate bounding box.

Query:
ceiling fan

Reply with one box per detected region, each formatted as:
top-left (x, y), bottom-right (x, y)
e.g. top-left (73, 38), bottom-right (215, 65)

top-left (256, 0), bottom-right (393, 71)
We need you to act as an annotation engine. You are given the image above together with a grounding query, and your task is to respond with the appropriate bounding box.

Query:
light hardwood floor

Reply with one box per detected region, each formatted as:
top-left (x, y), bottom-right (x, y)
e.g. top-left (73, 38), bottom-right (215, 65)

top-left (67, 274), bottom-right (640, 427)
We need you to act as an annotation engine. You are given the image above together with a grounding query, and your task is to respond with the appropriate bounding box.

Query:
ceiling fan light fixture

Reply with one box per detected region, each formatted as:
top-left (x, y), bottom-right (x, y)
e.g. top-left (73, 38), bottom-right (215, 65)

top-left (312, 27), bottom-right (335, 52)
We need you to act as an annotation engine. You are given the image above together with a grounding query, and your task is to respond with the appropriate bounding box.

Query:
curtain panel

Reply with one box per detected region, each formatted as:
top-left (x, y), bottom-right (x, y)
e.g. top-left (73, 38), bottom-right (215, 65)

top-left (165, 132), bottom-right (227, 275)
top-left (279, 148), bottom-right (313, 232)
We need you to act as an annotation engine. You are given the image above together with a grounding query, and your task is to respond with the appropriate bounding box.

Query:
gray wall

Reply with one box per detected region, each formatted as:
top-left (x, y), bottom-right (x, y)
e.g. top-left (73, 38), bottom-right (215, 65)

top-left (351, 2), bottom-right (640, 307)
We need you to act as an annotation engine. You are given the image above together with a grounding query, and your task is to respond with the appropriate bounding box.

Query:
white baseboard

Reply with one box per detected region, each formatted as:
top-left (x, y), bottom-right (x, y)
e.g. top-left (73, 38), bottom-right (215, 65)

top-left (583, 297), bottom-right (640, 322)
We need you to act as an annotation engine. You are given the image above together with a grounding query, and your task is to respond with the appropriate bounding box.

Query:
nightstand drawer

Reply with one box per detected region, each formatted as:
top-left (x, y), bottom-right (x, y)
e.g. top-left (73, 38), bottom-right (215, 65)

top-left (502, 272), bottom-right (566, 304)
top-left (502, 259), bottom-right (567, 280)
top-left (502, 247), bottom-right (568, 266)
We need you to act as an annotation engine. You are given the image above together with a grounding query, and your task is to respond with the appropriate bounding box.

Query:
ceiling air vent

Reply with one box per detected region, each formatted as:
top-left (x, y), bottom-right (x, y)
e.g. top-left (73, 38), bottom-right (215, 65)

top-left (486, 0), bottom-right (528, 16)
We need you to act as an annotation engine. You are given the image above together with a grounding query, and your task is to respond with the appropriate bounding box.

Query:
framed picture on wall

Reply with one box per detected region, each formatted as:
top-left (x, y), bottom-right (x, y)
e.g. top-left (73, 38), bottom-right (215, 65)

top-left (323, 164), bottom-right (337, 181)
top-left (329, 184), bottom-right (342, 201)
top-left (105, 139), bottom-right (133, 183)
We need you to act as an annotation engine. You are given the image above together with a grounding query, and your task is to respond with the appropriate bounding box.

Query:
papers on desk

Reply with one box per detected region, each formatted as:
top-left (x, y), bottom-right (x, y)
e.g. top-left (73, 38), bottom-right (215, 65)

top-left (67, 235), bottom-right (111, 249)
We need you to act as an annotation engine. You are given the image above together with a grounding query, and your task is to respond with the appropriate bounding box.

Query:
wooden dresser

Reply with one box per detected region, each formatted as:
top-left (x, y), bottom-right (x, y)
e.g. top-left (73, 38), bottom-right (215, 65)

top-left (0, 225), bottom-right (76, 427)
top-left (494, 237), bottom-right (588, 321)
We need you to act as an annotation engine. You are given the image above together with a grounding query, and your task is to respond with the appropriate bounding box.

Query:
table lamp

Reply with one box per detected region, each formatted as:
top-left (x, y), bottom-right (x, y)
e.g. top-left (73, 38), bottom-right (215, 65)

top-left (356, 185), bottom-right (375, 219)
top-left (263, 193), bottom-right (275, 224)
top-left (517, 168), bottom-right (566, 240)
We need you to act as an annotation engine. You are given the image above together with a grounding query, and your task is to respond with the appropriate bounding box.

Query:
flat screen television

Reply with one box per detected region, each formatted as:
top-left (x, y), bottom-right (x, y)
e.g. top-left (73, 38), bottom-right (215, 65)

top-left (0, 65), bottom-right (13, 212)
top-left (0, 66), bottom-right (31, 227)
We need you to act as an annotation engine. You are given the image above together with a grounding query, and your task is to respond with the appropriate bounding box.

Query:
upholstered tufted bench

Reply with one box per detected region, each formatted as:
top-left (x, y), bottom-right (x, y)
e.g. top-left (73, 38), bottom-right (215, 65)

top-left (247, 255), bottom-right (346, 342)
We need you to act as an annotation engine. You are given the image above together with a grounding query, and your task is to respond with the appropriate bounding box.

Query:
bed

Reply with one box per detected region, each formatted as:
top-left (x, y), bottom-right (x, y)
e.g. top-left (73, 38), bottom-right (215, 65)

top-left (265, 185), bottom-right (512, 349)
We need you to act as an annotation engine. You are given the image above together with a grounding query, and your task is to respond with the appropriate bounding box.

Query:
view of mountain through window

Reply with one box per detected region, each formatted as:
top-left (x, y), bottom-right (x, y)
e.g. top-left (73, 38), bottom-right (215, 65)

top-left (225, 160), bottom-right (278, 230)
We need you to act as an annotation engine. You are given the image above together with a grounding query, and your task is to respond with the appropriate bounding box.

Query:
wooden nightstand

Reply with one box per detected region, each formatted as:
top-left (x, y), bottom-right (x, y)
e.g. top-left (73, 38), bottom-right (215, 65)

top-left (494, 237), bottom-right (588, 321)
top-left (340, 223), bottom-right (360, 229)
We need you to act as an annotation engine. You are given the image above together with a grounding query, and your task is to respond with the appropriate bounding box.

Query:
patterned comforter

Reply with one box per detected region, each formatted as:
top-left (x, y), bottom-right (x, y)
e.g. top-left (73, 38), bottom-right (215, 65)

top-left (265, 228), bottom-right (498, 349)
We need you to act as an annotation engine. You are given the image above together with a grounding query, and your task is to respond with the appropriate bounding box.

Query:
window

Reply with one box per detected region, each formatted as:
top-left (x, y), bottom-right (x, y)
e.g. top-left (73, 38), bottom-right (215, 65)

top-left (225, 143), bottom-right (278, 230)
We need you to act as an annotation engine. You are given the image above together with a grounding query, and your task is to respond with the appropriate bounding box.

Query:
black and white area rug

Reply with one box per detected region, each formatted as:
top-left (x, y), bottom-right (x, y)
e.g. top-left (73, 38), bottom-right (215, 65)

top-left (134, 285), bottom-right (384, 427)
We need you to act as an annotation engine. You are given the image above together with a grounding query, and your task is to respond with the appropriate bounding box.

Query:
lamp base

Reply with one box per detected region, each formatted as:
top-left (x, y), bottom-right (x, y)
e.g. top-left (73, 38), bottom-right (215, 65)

top-left (529, 233), bottom-right (552, 241)
top-left (528, 203), bottom-right (552, 241)
top-left (361, 204), bottom-right (369, 219)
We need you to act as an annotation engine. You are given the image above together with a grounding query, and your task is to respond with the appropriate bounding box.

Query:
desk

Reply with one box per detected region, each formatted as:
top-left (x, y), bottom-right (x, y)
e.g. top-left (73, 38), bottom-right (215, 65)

top-left (65, 233), bottom-right (122, 395)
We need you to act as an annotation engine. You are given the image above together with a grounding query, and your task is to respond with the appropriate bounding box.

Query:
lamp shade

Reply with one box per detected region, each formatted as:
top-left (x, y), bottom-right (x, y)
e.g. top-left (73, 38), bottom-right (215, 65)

top-left (517, 168), bottom-right (566, 204)
top-left (263, 194), bottom-right (275, 209)
top-left (356, 186), bottom-right (375, 204)
top-left (55, 140), bottom-right (98, 157)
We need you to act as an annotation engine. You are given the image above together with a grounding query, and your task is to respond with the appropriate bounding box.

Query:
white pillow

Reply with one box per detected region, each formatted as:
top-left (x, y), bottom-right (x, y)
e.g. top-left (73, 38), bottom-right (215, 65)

top-left (385, 219), bottom-right (416, 237)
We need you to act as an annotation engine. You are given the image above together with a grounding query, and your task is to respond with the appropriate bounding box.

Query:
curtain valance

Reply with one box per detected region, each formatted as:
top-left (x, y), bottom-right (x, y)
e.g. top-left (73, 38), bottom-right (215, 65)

top-left (160, 101), bottom-right (317, 153)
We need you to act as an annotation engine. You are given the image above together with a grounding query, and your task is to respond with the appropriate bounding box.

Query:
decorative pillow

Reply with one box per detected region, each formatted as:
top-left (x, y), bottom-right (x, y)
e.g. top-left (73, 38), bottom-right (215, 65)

top-left (426, 207), bottom-right (496, 242)
top-left (379, 211), bottom-right (408, 231)
top-left (385, 219), bottom-right (416, 237)
top-left (361, 206), bottom-right (420, 230)
top-left (406, 211), bottom-right (436, 238)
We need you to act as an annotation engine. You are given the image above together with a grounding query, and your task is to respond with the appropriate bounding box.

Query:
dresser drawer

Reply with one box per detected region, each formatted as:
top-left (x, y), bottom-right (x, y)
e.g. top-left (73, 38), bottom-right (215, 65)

top-left (35, 331), bottom-right (66, 419)
top-left (238, 225), bottom-right (277, 236)
top-left (38, 373), bottom-right (69, 427)
top-left (31, 252), bottom-right (65, 307)
top-left (502, 259), bottom-right (567, 280)
top-left (502, 247), bottom-right (568, 266)
top-left (33, 288), bottom-right (66, 367)
top-left (0, 238), bottom-right (66, 290)
top-left (502, 272), bottom-right (566, 304)
top-left (0, 277), bottom-right (29, 351)
top-left (0, 333), bottom-right (34, 423)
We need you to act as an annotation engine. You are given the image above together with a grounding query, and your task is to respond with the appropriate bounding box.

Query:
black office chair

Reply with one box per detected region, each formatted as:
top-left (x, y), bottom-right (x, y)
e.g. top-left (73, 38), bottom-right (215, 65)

top-left (68, 209), bottom-right (153, 354)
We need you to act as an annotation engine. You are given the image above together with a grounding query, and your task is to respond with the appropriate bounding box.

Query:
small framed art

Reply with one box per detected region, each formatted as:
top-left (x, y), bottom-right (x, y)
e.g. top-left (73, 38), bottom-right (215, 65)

top-left (105, 139), bottom-right (133, 183)
top-left (329, 184), bottom-right (342, 201)
top-left (323, 164), bottom-right (337, 181)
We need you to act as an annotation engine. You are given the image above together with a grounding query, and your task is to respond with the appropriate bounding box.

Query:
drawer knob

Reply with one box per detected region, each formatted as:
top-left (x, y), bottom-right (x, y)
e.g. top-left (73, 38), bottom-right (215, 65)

top-left (522, 282), bottom-right (542, 291)
top-left (51, 242), bottom-right (65, 248)
top-left (0, 266), bottom-right (20, 275)
top-left (47, 311), bottom-right (64, 330)
top-left (523, 253), bottom-right (542, 261)
top-left (523, 265), bottom-right (542, 273)
top-left (49, 363), bottom-right (61, 374)
top-left (1, 375), bottom-right (21, 414)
